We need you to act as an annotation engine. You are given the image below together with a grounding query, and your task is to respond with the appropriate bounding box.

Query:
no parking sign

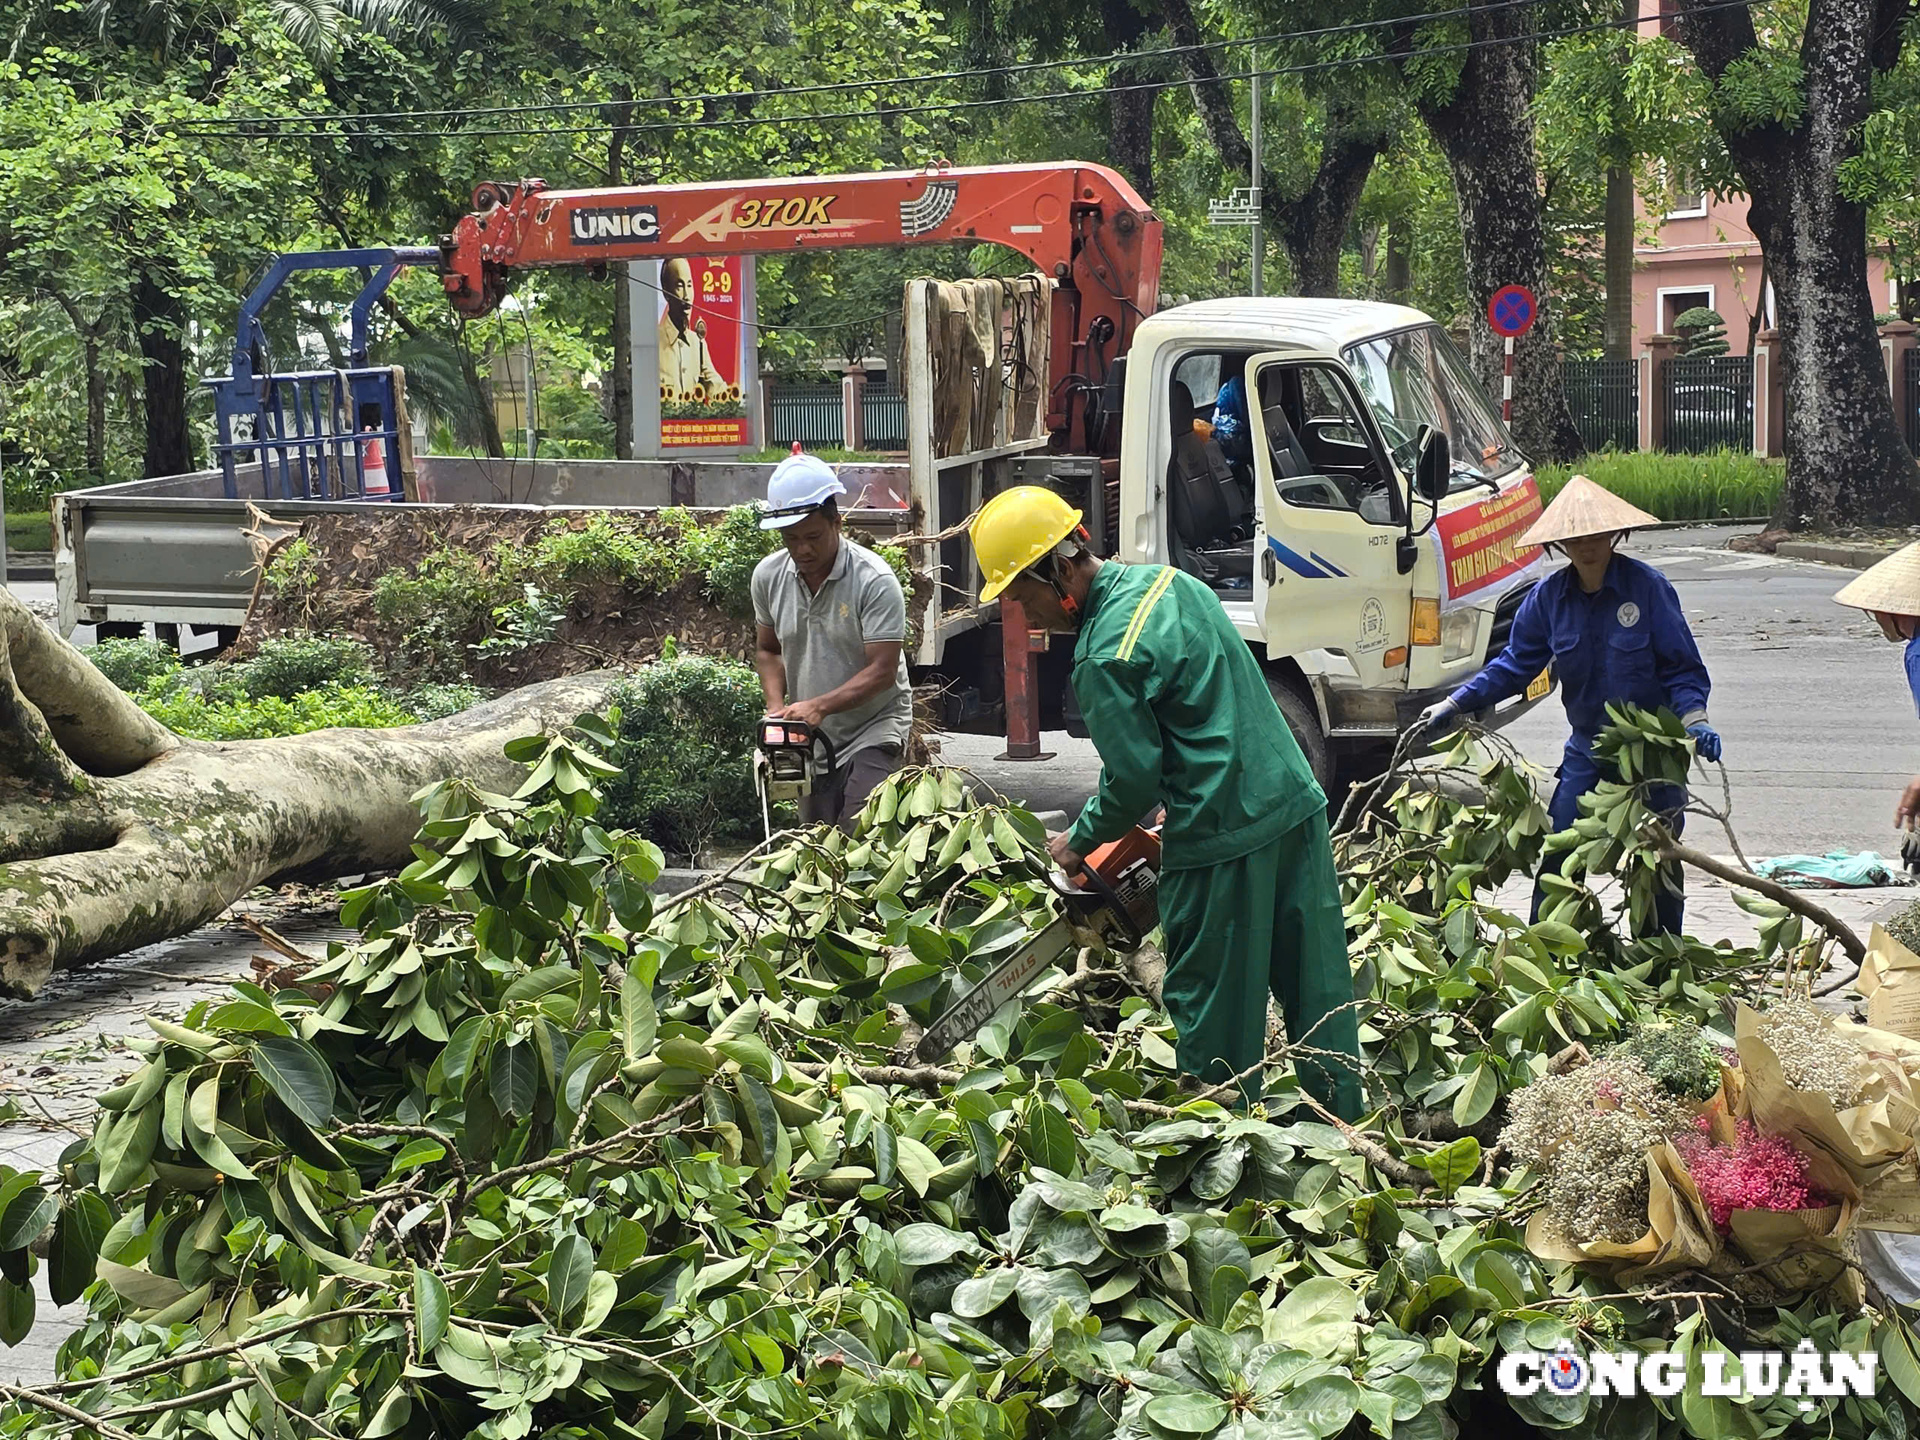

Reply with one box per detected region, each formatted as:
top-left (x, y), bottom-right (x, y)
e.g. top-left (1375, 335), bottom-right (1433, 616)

top-left (1488, 284), bottom-right (1537, 338)
top-left (1487, 284), bottom-right (1537, 423)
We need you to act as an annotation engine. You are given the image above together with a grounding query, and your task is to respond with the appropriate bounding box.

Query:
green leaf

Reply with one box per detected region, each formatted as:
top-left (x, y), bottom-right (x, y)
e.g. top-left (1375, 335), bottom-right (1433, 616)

top-left (207, 1000), bottom-right (292, 1036)
top-left (1022, 1101), bottom-right (1077, 1175)
top-left (501, 966), bottom-right (579, 1006)
top-left (0, 1185), bottom-right (55, 1253)
top-left (0, 1278), bottom-right (31, 1345)
top-left (1290, 1375), bottom-right (1363, 1438)
top-left (548, 1232), bottom-right (594, 1323)
top-left (1144, 1391), bottom-right (1231, 1434)
top-left (895, 1223), bottom-right (981, 1267)
top-left (95, 1258), bottom-right (189, 1310)
top-left (1413, 1137), bottom-right (1480, 1199)
top-left (252, 1035), bottom-right (337, 1127)
top-left (50, 1193), bottom-right (113, 1306)
top-left (1886, 1320), bottom-right (1920, 1409)
top-left (186, 1076), bottom-right (254, 1181)
top-left (1452, 1060), bottom-right (1498, 1129)
top-left (490, 1041), bottom-right (538, 1117)
top-left (1270, 1278), bottom-right (1359, 1361)
top-left (623, 947), bottom-right (661, 1059)
top-left (442, 1016), bottom-right (488, 1084)
top-left (413, 1265), bottom-right (450, 1355)
top-left (97, 1102), bottom-right (160, 1193)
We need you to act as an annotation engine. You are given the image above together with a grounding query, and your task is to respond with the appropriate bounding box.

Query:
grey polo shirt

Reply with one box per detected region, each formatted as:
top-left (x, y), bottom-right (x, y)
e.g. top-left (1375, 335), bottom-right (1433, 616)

top-left (751, 538), bottom-right (913, 761)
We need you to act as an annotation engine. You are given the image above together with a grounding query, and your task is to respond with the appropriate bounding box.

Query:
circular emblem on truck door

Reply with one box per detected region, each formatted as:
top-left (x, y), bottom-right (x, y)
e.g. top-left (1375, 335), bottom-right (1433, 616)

top-left (1358, 596), bottom-right (1388, 653)
top-left (1617, 602), bottom-right (1640, 628)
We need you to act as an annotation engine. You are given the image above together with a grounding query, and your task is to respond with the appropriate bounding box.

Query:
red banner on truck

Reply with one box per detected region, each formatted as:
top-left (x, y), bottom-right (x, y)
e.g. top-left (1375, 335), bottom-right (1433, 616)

top-left (1432, 475), bottom-right (1546, 610)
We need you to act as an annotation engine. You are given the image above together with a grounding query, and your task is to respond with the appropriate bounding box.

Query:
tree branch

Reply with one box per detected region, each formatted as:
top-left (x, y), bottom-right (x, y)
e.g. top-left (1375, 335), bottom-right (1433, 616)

top-left (1650, 827), bottom-right (1867, 968)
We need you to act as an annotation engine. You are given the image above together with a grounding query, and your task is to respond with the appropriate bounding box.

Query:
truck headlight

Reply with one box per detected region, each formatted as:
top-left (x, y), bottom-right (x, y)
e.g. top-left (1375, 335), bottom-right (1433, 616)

top-left (1440, 607), bottom-right (1480, 663)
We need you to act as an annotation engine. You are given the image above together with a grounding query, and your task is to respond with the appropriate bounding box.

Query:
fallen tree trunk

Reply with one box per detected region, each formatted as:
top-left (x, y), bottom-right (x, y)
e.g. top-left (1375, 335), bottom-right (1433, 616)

top-left (0, 589), bottom-right (620, 996)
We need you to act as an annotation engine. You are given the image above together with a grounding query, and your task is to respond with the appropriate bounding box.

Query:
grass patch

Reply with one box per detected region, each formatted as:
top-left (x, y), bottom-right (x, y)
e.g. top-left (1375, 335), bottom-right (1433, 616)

top-left (5, 512), bottom-right (51, 553)
top-left (1536, 451), bottom-right (1782, 523)
top-left (134, 683), bottom-right (421, 740)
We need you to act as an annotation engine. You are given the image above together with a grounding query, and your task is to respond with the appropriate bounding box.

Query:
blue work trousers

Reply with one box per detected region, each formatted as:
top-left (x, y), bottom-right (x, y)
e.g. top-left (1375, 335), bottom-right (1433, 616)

top-left (1532, 746), bottom-right (1687, 937)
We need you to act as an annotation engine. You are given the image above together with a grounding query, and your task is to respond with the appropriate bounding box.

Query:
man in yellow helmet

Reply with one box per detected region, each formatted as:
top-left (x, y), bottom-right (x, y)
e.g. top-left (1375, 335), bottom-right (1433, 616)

top-left (968, 486), bottom-right (1362, 1119)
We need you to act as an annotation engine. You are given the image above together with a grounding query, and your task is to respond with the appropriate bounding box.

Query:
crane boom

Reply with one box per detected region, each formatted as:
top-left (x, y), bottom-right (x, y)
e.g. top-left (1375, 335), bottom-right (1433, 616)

top-left (438, 162), bottom-right (1162, 449)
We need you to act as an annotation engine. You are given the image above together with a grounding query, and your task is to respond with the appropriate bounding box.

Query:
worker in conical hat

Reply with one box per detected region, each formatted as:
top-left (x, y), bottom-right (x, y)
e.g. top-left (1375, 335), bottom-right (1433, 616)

top-left (1416, 476), bottom-right (1719, 936)
top-left (1833, 543), bottom-right (1920, 848)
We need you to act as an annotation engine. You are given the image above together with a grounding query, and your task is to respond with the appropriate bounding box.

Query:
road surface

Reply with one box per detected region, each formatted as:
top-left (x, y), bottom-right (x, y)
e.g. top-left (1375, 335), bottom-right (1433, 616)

top-left (945, 524), bottom-right (1920, 862)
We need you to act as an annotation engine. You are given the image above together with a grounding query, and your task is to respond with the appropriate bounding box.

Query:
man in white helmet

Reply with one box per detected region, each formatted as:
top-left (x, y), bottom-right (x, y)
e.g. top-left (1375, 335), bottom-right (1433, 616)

top-left (751, 449), bottom-right (913, 827)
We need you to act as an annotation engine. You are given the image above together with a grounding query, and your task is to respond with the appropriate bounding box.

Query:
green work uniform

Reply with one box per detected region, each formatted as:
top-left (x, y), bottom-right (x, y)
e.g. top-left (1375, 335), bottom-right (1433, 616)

top-left (1064, 563), bottom-right (1363, 1118)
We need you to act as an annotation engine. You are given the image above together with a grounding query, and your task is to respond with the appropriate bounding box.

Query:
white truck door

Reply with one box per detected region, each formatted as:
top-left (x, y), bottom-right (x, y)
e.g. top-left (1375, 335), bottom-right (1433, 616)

top-left (1244, 352), bottom-right (1410, 688)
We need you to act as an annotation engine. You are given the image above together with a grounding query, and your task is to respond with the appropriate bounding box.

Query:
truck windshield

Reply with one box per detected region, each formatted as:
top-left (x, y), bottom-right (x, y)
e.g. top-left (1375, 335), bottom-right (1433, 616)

top-left (1343, 326), bottom-right (1519, 491)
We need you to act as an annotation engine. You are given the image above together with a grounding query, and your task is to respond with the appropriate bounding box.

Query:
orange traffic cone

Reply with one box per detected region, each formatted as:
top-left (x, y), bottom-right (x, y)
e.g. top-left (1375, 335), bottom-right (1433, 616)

top-left (360, 429), bottom-right (390, 497)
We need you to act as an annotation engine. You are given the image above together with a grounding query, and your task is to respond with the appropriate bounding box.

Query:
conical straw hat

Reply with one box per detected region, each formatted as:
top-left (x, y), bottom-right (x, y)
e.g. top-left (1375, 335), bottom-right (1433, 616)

top-left (1518, 475), bottom-right (1660, 548)
top-left (1834, 541), bottom-right (1920, 616)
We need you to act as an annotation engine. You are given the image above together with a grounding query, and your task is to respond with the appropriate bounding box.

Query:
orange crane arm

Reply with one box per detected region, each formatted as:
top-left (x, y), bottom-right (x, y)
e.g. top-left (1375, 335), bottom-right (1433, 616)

top-left (437, 162), bottom-right (1162, 450)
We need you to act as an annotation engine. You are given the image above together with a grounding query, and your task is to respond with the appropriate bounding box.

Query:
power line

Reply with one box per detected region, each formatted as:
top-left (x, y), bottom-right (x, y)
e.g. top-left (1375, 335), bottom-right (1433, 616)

top-left (168, 0), bottom-right (1567, 130)
top-left (176, 0), bottom-right (1743, 141)
top-left (174, 0), bottom-right (1754, 145)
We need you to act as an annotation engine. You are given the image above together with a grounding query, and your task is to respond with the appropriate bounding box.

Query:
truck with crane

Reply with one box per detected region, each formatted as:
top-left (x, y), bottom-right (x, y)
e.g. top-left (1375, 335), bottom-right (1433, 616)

top-left (54, 160), bottom-right (1552, 789)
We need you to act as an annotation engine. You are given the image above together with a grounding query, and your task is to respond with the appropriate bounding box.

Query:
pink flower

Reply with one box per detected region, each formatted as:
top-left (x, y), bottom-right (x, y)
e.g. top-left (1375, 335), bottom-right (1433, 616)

top-left (1676, 1120), bottom-right (1823, 1232)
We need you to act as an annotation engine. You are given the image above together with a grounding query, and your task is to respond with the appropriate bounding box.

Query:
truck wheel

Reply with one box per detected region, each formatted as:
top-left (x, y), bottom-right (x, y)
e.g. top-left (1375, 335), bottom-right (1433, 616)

top-left (1266, 676), bottom-right (1334, 800)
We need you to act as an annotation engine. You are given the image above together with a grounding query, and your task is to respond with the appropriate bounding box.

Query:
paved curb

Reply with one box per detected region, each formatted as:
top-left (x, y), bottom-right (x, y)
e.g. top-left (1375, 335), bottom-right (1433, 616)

top-left (1647, 516), bottom-right (1771, 532)
top-left (1773, 541), bottom-right (1899, 570)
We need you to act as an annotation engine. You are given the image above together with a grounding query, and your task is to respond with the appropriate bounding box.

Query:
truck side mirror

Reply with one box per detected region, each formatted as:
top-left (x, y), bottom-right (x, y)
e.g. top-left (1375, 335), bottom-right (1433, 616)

top-left (1415, 425), bottom-right (1450, 504)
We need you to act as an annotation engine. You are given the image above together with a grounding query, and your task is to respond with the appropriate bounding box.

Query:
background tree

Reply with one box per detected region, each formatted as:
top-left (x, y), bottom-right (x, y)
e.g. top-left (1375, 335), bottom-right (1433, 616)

top-left (1671, 0), bottom-right (1920, 525)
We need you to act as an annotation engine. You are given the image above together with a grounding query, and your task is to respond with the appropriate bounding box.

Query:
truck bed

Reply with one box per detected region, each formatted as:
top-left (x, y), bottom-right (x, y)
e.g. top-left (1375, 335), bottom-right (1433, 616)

top-left (55, 457), bottom-right (914, 634)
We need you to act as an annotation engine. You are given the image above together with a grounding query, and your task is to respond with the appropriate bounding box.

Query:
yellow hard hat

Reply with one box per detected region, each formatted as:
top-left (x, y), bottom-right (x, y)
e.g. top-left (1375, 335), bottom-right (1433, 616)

top-left (971, 486), bottom-right (1086, 603)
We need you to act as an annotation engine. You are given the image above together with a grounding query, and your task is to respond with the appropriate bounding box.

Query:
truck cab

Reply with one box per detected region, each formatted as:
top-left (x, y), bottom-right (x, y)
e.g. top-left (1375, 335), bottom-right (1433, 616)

top-left (1111, 298), bottom-right (1551, 786)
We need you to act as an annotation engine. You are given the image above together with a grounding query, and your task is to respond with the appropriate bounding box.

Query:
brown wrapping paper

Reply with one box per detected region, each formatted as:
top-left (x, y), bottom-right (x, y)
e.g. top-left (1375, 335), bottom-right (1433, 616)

top-left (1733, 1004), bottom-right (1912, 1201)
top-left (1859, 925), bottom-right (1920, 1042)
top-left (1525, 1142), bottom-right (1719, 1277)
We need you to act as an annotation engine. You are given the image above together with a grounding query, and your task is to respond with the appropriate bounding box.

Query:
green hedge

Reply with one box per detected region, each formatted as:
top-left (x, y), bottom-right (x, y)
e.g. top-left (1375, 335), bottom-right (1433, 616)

top-left (1536, 450), bottom-right (1781, 522)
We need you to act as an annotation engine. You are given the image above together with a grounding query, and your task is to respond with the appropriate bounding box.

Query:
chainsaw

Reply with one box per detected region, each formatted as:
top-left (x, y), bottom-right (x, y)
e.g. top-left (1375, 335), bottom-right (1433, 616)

top-left (752, 715), bottom-right (837, 838)
top-left (915, 823), bottom-right (1162, 1062)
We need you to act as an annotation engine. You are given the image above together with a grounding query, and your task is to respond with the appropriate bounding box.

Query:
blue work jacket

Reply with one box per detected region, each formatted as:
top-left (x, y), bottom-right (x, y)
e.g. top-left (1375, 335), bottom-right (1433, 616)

top-left (1905, 633), bottom-right (1920, 716)
top-left (1450, 553), bottom-right (1711, 757)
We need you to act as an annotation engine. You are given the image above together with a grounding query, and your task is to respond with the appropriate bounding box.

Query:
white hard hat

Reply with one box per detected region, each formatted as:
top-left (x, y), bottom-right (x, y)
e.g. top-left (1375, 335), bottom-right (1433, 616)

top-left (759, 446), bottom-right (847, 530)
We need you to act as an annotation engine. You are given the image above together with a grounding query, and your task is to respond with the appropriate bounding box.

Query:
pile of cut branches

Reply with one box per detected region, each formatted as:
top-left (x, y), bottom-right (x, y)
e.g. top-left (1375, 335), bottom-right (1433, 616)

top-left (2, 709), bottom-right (1916, 1439)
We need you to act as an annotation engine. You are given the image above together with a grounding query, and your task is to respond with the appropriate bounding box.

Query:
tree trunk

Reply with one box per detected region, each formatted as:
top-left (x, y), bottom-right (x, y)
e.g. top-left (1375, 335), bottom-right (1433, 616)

top-left (1603, 166), bottom-right (1635, 360)
top-left (1102, 0), bottom-right (1159, 202)
top-left (1278, 101), bottom-right (1383, 298)
top-left (132, 265), bottom-right (193, 478)
top-left (1385, 219), bottom-right (1412, 300)
top-left (1602, 0), bottom-right (1638, 362)
top-left (1415, 0), bottom-right (1584, 461)
top-left (0, 588), bottom-right (619, 996)
top-left (84, 336), bottom-right (106, 481)
top-left (1673, 0), bottom-right (1919, 525)
top-left (1158, 0), bottom-right (1380, 297)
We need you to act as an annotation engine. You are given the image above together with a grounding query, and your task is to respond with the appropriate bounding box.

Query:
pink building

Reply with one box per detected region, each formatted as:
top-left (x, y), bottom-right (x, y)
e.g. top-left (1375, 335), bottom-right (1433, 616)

top-left (1631, 0), bottom-right (1896, 343)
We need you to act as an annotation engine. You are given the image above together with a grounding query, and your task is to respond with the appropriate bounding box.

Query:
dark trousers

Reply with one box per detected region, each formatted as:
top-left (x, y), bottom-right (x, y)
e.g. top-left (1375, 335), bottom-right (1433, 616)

top-left (1155, 811), bottom-right (1364, 1119)
top-left (1534, 746), bottom-right (1686, 937)
top-left (799, 744), bottom-right (904, 830)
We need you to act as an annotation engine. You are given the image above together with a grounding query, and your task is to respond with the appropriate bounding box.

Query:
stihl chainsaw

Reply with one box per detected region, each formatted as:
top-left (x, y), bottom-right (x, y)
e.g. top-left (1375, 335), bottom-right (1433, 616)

top-left (916, 823), bottom-right (1161, 1062)
top-left (751, 715), bottom-right (836, 838)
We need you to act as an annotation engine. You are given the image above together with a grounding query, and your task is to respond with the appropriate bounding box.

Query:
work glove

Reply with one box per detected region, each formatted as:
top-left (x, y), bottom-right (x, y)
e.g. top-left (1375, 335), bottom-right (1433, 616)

top-left (1686, 722), bottom-right (1723, 763)
top-left (1415, 699), bottom-right (1459, 737)
top-left (1904, 828), bottom-right (1920, 877)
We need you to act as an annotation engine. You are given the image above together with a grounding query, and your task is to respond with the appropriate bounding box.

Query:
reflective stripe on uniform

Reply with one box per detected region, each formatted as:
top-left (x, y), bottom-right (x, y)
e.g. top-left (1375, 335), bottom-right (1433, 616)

top-left (1116, 567), bottom-right (1177, 662)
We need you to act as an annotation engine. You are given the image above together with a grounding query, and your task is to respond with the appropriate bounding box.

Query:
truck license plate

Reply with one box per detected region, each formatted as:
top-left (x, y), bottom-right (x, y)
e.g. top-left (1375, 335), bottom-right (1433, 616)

top-left (1525, 668), bottom-right (1552, 701)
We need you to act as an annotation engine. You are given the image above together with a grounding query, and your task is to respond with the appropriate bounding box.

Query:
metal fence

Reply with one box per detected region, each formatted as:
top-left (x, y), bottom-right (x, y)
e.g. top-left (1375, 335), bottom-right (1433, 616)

top-left (1906, 349), bottom-right (1920, 455)
top-left (862, 385), bottom-right (907, 449)
top-left (1562, 358), bottom-right (1639, 452)
top-left (768, 384), bottom-right (843, 449)
top-left (1661, 354), bottom-right (1752, 453)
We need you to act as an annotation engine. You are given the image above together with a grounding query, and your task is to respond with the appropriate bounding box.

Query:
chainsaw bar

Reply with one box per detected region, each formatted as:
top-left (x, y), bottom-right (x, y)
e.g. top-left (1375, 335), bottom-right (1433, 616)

top-left (915, 917), bottom-right (1077, 1063)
